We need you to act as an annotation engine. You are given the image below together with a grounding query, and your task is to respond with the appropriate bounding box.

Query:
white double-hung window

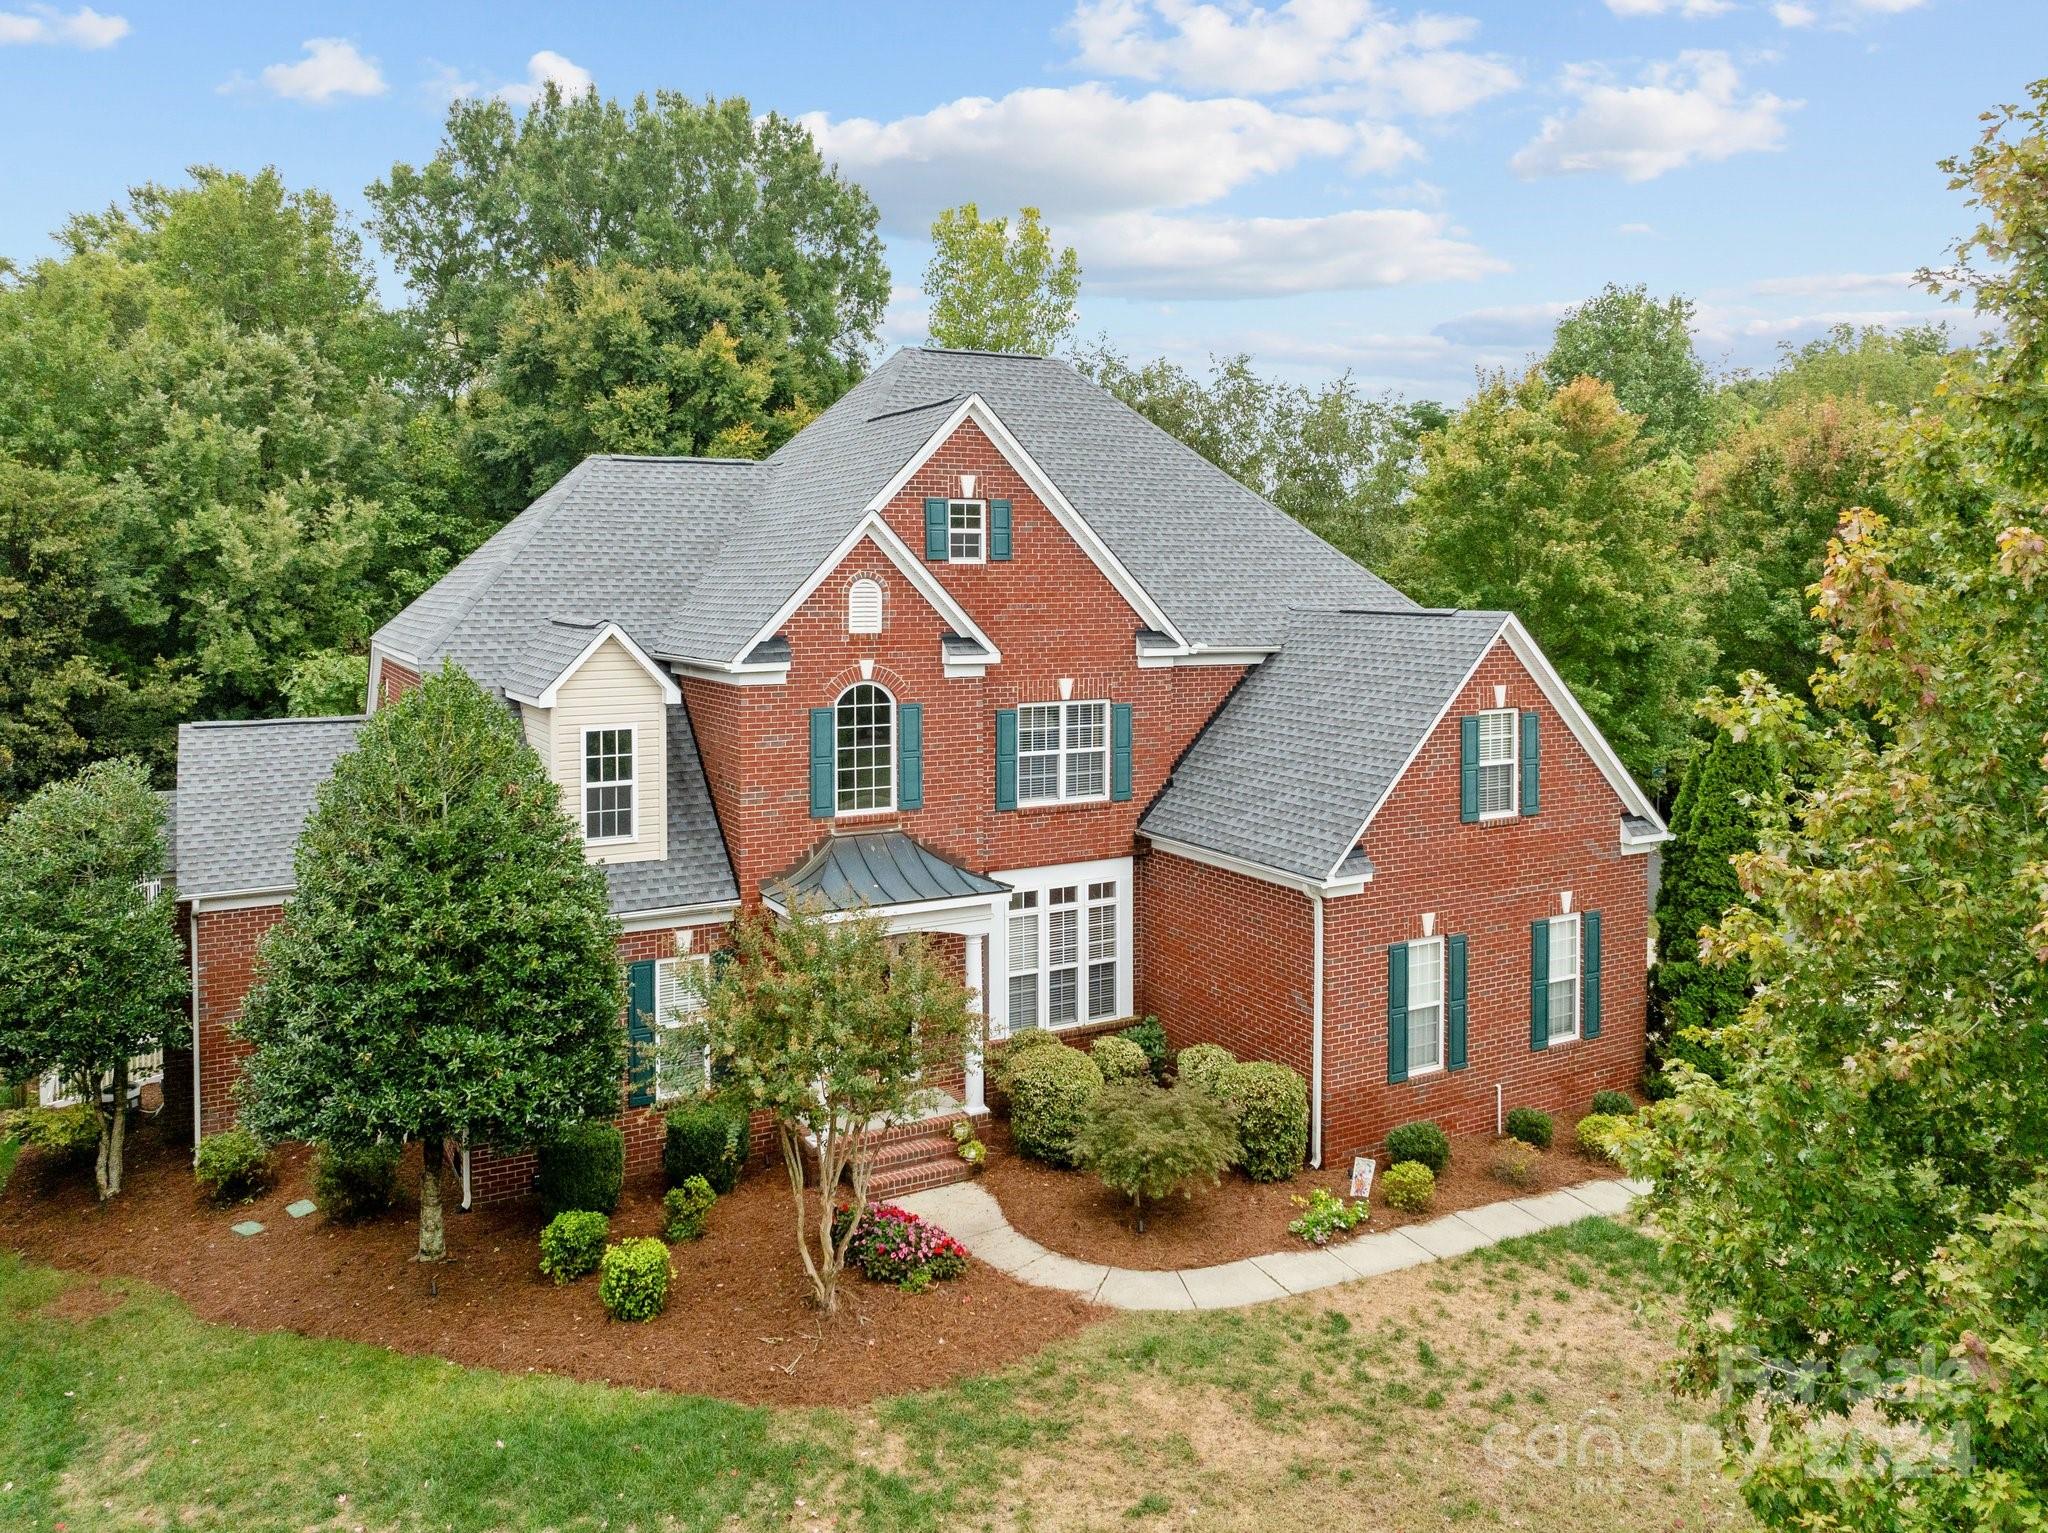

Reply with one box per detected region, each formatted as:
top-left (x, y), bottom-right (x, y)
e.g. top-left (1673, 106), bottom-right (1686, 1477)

top-left (1405, 936), bottom-right (1445, 1076)
top-left (1016, 701), bottom-right (1109, 804)
top-left (948, 499), bottom-right (985, 561)
top-left (1000, 860), bottom-right (1130, 1035)
top-left (1547, 913), bottom-right (1581, 1043)
top-left (654, 953), bottom-right (711, 1101)
top-left (1476, 708), bottom-right (1517, 819)
top-left (583, 727), bottom-right (635, 841)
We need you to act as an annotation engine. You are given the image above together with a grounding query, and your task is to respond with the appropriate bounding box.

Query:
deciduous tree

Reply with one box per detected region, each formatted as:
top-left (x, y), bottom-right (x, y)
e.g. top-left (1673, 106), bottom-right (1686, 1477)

top-left (1546, 283), bottom-right (1712, 456)
top-left (923, 204), bottom-right (1080, 355)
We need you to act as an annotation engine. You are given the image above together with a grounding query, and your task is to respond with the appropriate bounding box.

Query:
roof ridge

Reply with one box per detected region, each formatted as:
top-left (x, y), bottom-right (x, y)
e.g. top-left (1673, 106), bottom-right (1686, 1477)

top-left (588, 453), bottom-right (768, 466)
top-left (914, 345), bottom-right (1046, 360)
top-left (184, 715), bottom-right (367, 730)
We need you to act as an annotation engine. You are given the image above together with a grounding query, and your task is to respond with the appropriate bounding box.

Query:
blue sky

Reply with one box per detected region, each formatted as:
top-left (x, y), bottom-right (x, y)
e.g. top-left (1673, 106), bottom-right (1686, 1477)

top-left (1, 0), bottom-right (2035, 398)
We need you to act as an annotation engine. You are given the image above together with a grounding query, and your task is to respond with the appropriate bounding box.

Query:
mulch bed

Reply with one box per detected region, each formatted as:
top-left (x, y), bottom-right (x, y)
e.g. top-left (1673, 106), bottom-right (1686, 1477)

top-left (977, 1116), bottom-right (1623, 1270)
top-left (0, 1115), bottom-right (1100, 1409)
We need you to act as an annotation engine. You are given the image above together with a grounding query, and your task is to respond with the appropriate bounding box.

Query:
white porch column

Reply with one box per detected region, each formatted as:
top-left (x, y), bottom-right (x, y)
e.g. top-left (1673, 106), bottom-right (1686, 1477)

top-left (964, 928), bottom-right (988, 1114)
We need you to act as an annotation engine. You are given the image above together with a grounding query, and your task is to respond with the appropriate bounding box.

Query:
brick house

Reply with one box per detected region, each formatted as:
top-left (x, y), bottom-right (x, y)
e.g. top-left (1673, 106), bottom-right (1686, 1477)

top-left (165, 347), bottom-right (1668, 1203)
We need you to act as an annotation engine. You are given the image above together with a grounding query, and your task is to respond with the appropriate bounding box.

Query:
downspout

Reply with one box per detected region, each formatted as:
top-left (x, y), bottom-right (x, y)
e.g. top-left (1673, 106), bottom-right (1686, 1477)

top-left (188, 907), bottom-right (202, 1153)
top-left (1310, 889), bottom-right (1325, 1170)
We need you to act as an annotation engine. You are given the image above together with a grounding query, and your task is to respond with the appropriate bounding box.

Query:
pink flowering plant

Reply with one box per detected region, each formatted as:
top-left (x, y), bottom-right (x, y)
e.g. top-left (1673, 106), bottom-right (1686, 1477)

top-left (831, 1202), bottom-right (970, 1290)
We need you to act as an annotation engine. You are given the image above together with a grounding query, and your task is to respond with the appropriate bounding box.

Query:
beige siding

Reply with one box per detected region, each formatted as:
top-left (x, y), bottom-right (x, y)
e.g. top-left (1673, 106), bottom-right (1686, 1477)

top-left (547, 637), bottom-right (668, 865)
top-left (521, 703), bottom-right (552, 775)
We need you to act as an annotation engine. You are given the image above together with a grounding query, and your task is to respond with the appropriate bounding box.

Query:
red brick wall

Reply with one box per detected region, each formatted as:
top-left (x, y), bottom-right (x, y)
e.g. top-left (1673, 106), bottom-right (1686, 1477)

top-left (682, 418), bottom-right (1245, 901)
top-left (375, 657), bottom-right (422, 708)
top-left (192, 903), bottom-right (285, 1139)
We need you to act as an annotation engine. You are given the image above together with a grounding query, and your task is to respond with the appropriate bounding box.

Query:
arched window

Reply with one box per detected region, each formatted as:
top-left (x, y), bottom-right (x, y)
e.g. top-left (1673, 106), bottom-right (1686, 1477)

top-left (847, 578), bottom-right (883, 635)
top-left (835, 682), bottom-right (894, 813)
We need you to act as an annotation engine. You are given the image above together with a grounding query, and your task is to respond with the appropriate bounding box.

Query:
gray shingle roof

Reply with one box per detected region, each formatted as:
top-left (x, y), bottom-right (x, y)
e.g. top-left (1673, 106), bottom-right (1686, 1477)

top-left (373, 348), bottom-right (1411, 687)
top-left (502, 617), bottom-right (608, 702)
top-left (764, 831), bottom-right (1007, 913)
top-left (173, 710), bottom-right (735, 915)
top-left (1140, 609), bottom-right (1509, 884)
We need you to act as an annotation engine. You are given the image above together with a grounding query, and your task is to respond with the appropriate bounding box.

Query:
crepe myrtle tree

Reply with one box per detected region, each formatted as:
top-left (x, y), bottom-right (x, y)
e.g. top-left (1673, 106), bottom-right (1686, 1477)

top-left (236, 665), bottom-right (624, 1263)
top-left (687, 904), bottom-right (976, 1315)
top-left (0, 759), bottom-right (186, 1200)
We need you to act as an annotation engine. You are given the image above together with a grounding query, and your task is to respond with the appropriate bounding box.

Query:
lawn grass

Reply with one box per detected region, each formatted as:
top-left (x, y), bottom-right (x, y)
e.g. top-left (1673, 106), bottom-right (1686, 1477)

top-left (0, 1136), bottom-right (19, 1199)
top-left (0, 1215), bottom-right (1751, 1531)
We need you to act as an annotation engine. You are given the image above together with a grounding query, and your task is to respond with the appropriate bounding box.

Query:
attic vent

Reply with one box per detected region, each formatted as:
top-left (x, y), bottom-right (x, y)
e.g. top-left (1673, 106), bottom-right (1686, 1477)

top-left (848, 578), bottom-right (883, 635)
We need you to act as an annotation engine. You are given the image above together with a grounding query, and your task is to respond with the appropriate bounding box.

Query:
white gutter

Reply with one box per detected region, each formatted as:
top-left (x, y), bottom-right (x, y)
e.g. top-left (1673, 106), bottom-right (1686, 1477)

top-left (1310, 889), bottom-right (1325, 1170)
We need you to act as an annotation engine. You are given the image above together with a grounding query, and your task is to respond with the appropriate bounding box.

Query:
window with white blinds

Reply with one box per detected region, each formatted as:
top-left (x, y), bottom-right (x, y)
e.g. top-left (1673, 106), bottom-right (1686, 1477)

top-left (654, 953), bottom-right (711, 1101)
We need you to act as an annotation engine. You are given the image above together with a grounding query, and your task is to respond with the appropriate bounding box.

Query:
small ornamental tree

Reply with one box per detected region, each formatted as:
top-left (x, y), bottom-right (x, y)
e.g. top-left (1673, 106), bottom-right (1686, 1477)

top-left (0, 759), bottom-right (187, 1199)
top-left (692, 905), bottom-right (975, 1314)
top-left (236, 665), bottom-right (624, 1263)
top-left (1075, 1080), bottom-right (1239, 1232)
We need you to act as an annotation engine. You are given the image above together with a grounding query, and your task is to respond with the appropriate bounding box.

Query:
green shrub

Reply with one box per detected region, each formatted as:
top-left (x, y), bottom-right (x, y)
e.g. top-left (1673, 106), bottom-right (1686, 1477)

top-left (1287, 1187), bottom-right (1368, 1245)
top-left (1489, 1139), bottom-right (1540, 1188)
top-left (539, 1209), bottom-right (610, 1284)
top-left (1385, 1119), bottom-right (1452, 1173)
top-left (1590, 1089), bottom-right (1636, 1118)
top-left (12, 1103), bottom-right (99, 1161)
top-left (1382, 1160), bottom-right (1436, 1212)
top-left (311, 1141), bottom-right (399, 1223)
top-left (1090, 1034), bottom-right (1150, 1083)
top-left (1216, 1061), bottom-right (1309, 1182)
top-left (599, 1236), bottom-right (672, 1321)
top-left (1640, 1069), bottom-right (1676, 1102)
top-left (1006, 1043), bottom-right (1103, 1168)
top-left (194, 1126), bottom-right (271, 1205)
top-left (1117, 1017), bottom-right (1169, 1077)
top-left (1176, 1042), bottom-right (1236, 1093)
top-left (1575, 1113), bottom-right (1631, 1163)
top-left (662, 1176), bottom-right (716, 1242)
top-left (537, 1120), bottom-right (624, 1219)
top-left (994, 1028), bottom-right (1065, 1093)
top-left (662, 1093), bottom-right (747, 1195)
top-left (1075, 1079), bottom-right (1239, 1231)
top-left (1504, 1108), bottom-right (1554, 1150)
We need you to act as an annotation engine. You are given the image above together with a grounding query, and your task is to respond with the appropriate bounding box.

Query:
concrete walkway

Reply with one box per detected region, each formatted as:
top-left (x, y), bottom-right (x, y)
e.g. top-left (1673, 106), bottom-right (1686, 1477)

top-left (895, 1176), bottom-right (1649, 1311)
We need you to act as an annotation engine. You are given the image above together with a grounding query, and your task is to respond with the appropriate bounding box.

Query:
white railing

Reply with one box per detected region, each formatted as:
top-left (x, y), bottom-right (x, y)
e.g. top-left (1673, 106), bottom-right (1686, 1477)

top-left (38, 1048), bottom-right (165, 1110)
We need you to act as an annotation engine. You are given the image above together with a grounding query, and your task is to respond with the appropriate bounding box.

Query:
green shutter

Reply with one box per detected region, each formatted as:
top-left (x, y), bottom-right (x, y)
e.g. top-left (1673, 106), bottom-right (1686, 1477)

top-left (994, 709), bottom-right (1018, 811)
top-left (1446, 934), bottom-right (1468, 1071)
top-left (1520, 710), bottom-right (1541, 816)
top-left (1530, 918), bottom-right (1551, 1052)
top-left (626, 960), bottom-right (656, 1109)
top-left (1386, 943), bottom-right (1409, 1084)
top-left (808, 707), bottom-right (835, 818)
top-left (1460, 715), bottom-right (1480, 822)
top-left (923, 497), bottom-right (949, 561)
top-left (1110, 703), bottom-right (1133, 802)
top-left (897, 703), bottom-right (923, 811)
top-left (990, 498), bottom-right (1012, 560)
top-left (1582, 911), bottom-right (1602, 1038)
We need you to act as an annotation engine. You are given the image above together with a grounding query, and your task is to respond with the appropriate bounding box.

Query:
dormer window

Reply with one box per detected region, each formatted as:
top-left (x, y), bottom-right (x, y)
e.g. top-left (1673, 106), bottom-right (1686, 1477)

top-left (948, 499), bottom-right (985, 562)
top-left (583, 726), bottom-right (635, 841)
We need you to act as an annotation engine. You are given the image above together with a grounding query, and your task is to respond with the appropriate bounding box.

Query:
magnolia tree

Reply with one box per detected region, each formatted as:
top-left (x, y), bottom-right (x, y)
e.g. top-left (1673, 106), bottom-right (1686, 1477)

top-left (0, 759), bottom-right (186, 1198)
top-left (692, 905), bottom-right (975, 1314)
top-left (237, 666), bottom-right (624, 1262)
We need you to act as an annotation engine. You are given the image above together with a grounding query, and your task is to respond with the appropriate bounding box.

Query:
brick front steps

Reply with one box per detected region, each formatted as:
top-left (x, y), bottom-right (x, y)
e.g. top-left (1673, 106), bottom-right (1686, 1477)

top-left (865, 1110), bottom-right (985, 1201)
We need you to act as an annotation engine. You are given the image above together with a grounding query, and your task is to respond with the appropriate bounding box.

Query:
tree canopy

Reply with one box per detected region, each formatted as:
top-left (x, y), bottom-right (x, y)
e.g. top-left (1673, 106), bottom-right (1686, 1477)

top-left (1545, 283), bottom-right (1713, 456)
top-left (923, 204), bottom-right (1081, 356)
top-left (235, 666), bottom-right (624, 1261)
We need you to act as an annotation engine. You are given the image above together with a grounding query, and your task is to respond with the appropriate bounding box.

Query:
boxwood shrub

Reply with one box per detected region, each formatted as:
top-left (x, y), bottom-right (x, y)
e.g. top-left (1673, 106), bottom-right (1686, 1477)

top-left (1504, 1107), bottom-right (1554, 1150)
top-left (1216, 1061), bottom-right (1309, 1182)
top-left (599, 1236), bottom-right (672, 1321)
top-left (538, 1209), bottom-right (609, 1284)
top-left (194, 1126), bottom-right (272, 1205)
top-left (662, 1093), bottom-right (748, 1195)
top-left (311, 1141), bottom-right (399, 1223)
top-left (1383, 1160), bottom-right (1436, 1212)
top-left (1006, 1043), bottom-right (1103, 1168)
top-left (1384, 1119), bottom-right (1452, 1174)
top-left (995, 1027), bottom-right (1065, 1093)
top-left (537, 1120), bottom-right (624, 1219)
top-left (662, 1175), bottom-right (716, 1242)
top-left (1589, 1089), bottom-right (1636, 1118)
top-left (1090, 1034), bottom-right (1150, 1083)
top-left (1175, 1042), bottom-right (1236, 1093)
top-left (1576, 1112), bottom-right (1631, 1164)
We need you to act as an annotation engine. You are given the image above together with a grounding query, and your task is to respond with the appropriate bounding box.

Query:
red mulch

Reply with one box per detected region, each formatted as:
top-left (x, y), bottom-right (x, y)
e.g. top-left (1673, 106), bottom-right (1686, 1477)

top-left (0, 1115), bottom-right (1100, 1408)
top-left (977, 1117), bottom-right (1622, 1270)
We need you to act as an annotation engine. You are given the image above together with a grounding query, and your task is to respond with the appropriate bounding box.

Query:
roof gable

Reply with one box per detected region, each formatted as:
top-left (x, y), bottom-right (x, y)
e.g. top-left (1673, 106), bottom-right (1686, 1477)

top-left (504, 620), bottom-right (681, 708)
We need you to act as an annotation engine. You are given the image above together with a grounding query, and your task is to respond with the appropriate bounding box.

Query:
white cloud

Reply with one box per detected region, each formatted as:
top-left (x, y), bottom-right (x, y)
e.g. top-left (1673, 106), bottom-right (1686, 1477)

top-left (495, 50), bottom-right (593, 108)
top-left (1431, 301), bottom-right (1571, 347)
top-left (881, 285), bottom-right (930, 349)
top-left (1073, 206), bottom-right (1505, 298)
top-left (1064, 0), bottom-right (1518, 114)
top-left (258, 38), bottom-right (386, 103)
top-left (1617, 221), bottom-right (1658, 236)
top-left (1771, 2), bottom-right (1818, 24)
top-left (802, 84), bottom-right (1358, 230)
top-left (1747, 270), bottom-right (1913, 298)
top-left (1510, 51), bottom-right (1796, 182)
top-left (1604, 0), bottom-right (1735, 16)
top-left (0, 4), bottom-right (126, 47)
top-left (1353, 122), bottom-right (1424, 174)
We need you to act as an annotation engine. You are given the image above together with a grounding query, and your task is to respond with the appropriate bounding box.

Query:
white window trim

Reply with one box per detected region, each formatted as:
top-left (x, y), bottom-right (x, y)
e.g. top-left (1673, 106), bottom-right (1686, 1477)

top-left (581, 723), bottom-right (637, 845)
top-left (1548, 912), bottom-right (1582, 1044)
top-left (653, 951), bottom-right (713, 1102)
top-left (1015, 698), bottom-right (1111, 807)
top-left (834, 680), bottom-right (897, 818)
top-left (1405, 935), bottom-right (1445, 1078)
top-left (1476, 706), bottom-right (1519, 823)
top-left (991, 857), bottom-right (1133, 1039)
top-left (947, 498), bottom-right (986, 564)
